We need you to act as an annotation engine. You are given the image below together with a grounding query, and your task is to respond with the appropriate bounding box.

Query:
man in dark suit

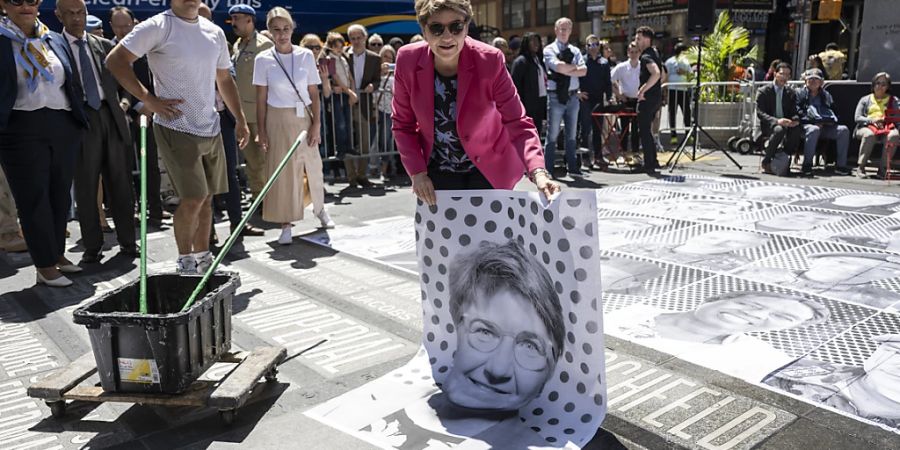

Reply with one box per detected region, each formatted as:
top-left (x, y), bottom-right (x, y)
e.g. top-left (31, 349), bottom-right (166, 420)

top-left (110, 6), bottom-right (169, 229)
top-left (756, 62), bottom-right (802, 175)
top-left (57, 0), bottom-right (136, 263)
top-left (346, 24), bottom-right (382, 187)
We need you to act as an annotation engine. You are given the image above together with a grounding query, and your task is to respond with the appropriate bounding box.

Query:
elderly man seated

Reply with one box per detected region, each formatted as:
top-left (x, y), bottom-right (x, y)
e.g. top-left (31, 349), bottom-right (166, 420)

top-left (796, 68), bottom-right (851, 176)
top-left (757, 63), bottom-right (802, 175)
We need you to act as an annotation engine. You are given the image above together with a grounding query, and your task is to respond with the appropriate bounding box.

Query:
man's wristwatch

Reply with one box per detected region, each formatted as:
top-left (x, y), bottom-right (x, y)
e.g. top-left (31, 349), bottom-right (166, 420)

top-left (529, 168), bottom-right (550, 182)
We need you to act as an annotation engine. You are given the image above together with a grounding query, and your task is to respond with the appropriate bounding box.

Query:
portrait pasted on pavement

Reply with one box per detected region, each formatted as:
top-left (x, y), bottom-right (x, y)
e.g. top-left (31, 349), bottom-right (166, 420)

top-left (306, 190), bottom-right (605, 449)
top-left (596, 176), bottom-right (900, 435)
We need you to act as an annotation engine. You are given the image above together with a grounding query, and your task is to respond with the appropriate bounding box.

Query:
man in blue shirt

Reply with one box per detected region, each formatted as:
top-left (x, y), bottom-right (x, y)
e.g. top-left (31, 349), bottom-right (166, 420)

top-left (543, 17), bottom-right (587, 178)
top-left (579, 36), bottom-right (612, 170)
top-left (796, 68), bottom-right (850, 176)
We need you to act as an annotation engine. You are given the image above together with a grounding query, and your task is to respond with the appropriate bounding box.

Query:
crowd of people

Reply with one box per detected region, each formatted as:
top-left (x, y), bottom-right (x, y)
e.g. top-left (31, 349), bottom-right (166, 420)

top-left (0, 0), bottom-right (896, 285)
top-left (757, 64), bottom-right (897, 178)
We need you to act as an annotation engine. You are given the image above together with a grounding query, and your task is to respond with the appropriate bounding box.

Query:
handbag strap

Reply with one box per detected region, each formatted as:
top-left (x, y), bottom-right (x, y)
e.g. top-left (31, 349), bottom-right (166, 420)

top-left (272, 49), bottom-right (312, 117)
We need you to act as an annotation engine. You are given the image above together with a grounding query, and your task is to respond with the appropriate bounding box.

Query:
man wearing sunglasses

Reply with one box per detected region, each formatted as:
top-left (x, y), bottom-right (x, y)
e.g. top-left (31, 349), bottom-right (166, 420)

top-left (543, 17), bottom-right (587, 179)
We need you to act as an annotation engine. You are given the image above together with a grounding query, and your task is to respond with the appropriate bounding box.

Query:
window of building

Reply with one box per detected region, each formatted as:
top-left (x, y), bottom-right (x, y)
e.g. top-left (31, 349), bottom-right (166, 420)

top-left (476, 0), bottom-right (499, 28)
top-left (575, 0), bottom-right (588, 22)
top-left (504, 0), bottom-right (530, 29)
top-left (543, 0), bottom-right (572, 25)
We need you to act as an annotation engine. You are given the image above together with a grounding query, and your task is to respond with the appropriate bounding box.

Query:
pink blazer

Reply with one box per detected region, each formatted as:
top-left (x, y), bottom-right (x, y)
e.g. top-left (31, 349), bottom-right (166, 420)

top-left (391, 37), bottom-right (545, 189)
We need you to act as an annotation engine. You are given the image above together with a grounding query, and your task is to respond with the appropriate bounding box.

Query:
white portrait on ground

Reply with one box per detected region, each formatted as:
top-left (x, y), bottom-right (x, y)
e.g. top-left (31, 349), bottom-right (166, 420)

top-left (305, 190), bottom-right (605, 449)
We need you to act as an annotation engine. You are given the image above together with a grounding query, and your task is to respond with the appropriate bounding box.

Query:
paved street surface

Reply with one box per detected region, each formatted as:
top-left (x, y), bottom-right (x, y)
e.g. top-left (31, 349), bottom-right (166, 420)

top-left (1, 149), bottom-right (899, 449)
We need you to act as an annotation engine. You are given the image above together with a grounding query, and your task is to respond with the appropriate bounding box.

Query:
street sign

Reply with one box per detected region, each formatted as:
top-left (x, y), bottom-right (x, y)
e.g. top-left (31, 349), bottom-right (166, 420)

top-left (587, 0), bottom-right (605, 13)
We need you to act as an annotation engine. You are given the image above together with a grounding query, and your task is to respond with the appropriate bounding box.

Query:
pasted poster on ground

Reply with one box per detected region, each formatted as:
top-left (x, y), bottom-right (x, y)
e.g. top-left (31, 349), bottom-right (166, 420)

top-left (306, 190), bottom-right (606, 449)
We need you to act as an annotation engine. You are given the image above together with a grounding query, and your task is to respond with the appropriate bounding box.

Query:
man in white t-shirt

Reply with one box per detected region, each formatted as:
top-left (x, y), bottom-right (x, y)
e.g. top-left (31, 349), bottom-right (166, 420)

top-left (610, 43), bottom-right (641, 153)
top-left (106, 0), bottom-right (249, 274)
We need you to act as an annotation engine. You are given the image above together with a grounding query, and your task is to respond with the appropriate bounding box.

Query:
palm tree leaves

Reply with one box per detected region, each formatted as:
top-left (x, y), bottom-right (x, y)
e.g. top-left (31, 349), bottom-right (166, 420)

top-left (683, 11), bottom-right (759, 102)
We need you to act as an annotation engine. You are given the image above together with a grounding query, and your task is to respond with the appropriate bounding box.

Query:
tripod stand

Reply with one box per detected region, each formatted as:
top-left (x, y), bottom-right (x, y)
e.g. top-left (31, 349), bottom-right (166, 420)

top-left (666, 34), bottom-right (742, 172)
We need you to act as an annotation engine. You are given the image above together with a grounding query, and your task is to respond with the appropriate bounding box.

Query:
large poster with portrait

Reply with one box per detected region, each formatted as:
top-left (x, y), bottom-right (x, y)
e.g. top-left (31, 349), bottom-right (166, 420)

top-left (306, 191), bottom-right (605, 449)
top-left (595, 175), bottom-right (900, 435)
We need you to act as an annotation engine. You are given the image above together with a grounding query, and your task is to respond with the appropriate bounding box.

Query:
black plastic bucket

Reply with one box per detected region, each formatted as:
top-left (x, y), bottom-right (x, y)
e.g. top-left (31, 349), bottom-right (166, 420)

top-left (73, 272), bottom-right (239, 394)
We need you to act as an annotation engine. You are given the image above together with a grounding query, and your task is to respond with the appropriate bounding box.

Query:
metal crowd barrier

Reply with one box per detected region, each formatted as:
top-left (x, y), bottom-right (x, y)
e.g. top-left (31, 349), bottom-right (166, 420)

top-left (318, 88), bottom-right (399, 168)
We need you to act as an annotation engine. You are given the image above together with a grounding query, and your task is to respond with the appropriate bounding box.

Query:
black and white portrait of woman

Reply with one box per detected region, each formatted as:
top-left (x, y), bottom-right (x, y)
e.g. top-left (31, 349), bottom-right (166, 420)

top-left (792, 191), bottom-right (900, 216)
top-left (765, 314), bottom-right (900, 432)
top-left (607, 288), bottom-right (833, 381)
top-left (615, 225), bottom-right (808, 272)
top-left (732, 247), bottom-right (900, 308)
top-left (306, 191), bottom-right (604, 449)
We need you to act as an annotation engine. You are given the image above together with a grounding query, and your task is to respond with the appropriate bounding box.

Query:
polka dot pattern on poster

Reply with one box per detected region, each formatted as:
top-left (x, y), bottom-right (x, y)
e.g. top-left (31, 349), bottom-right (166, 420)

top-left (414, 191), bottom-right (606, 447)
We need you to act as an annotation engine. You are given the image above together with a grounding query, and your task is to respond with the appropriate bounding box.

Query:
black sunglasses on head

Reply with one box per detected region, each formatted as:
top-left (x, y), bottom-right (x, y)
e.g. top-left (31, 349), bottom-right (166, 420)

top-left (7, 0), bottom-right (40, 6)
top-left (427, 20), bottom-right (466, 37)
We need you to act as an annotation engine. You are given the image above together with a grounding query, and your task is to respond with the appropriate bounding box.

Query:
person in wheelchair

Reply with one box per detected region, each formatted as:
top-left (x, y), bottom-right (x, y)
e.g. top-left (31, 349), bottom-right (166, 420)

top-left (796, 68), bottom-right (851, 176)
top-left (756, 62), bottom-right (802, 175)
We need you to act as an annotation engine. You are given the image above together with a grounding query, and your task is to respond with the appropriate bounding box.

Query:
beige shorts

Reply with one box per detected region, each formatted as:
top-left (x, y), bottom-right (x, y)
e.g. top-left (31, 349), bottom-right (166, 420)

top-left (153, 124), bottom-right (227, 199)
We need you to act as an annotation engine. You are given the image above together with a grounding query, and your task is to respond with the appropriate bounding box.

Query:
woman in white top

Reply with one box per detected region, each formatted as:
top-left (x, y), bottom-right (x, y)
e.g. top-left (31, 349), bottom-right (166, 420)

top-left (0, 0), bottom-right (89, 287)
top-left (254, 7), bottom-right (334, 245)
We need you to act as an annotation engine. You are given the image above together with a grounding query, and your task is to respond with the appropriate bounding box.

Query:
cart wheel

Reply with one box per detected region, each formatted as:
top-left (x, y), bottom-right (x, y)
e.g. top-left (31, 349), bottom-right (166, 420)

top-left (736, 138), bottom-right (754, 155)
top-left (264, 368), bottom-right (278, 383)
top-left (220, 409), bottom-right (236, 426)
top-left (727, 136), bottom-right (739, 152)
top-left (47, 401), bottom-right (66, 418)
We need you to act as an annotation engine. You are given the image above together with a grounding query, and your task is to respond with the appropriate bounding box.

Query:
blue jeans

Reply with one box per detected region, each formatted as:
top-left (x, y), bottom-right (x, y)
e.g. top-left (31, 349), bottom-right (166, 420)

top-left (545, 91), bottom-right (581, 174)
top-left (216, 110), bottom-right (242, 228)
top-left (802, 124), bottom-right (849, 169)
top-left (370, 111), bottom-right (393, 168)
top-left (329, 93), bottom-right (352, 159)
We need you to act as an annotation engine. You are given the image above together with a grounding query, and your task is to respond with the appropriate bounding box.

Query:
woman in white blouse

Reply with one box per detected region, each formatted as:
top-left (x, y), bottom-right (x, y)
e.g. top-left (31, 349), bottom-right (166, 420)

top-left (254, 7), bottom-right (334, 245)
top-left (0, 0), bottom-right (89, 287)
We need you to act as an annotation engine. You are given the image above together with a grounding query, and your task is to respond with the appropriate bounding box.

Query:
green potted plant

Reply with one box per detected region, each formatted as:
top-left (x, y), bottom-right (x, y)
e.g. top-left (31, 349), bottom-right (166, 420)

top-left (683, 11), bottom-right (761, 145)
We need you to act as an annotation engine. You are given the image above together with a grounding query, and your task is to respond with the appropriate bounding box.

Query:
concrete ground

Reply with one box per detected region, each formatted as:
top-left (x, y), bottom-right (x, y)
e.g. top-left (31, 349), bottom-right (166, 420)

top-left (0, 147), bottom-right (898, 449)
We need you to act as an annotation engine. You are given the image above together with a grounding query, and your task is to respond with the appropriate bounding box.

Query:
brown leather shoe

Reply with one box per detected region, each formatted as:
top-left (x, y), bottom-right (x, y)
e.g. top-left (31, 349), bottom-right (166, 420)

top-left (760, 161), bottom-right (774, 175)
top-left (233, 224), bottom-right (265, 237)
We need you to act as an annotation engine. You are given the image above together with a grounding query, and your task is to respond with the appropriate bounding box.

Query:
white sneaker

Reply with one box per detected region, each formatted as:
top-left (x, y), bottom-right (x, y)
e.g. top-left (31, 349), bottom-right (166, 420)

top-left (316, 210), bottom-right (335, 229)
top-left (176, 255), bottom-right (198, 275)
top-left (195, 252), bottom-right (214, 274)
top-left (278, 227), bottom-right (293, 245)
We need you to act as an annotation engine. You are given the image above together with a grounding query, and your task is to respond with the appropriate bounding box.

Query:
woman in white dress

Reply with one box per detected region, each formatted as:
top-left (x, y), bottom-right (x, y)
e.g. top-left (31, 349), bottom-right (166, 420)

top-left (254, 7), bottom-right (334, 245)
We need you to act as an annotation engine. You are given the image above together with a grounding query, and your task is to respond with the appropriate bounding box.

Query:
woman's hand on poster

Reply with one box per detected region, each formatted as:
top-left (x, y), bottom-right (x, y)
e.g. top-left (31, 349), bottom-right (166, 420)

top-left (307, 121), bottom-right (321, 147)
top-left (533, 169), bottom-right (560, 201)
top-left (256, 132), bottom-right (268, 153)
top-left (411, 172), bottom-right (436, 206)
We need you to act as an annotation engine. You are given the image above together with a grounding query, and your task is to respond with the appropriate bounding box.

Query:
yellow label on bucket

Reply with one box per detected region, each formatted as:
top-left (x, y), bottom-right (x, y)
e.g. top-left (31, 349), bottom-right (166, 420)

top-left (118, 358), bottom-right (160, 384)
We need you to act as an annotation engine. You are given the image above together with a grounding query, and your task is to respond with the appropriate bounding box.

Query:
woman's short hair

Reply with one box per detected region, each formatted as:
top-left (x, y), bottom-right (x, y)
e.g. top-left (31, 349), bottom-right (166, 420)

top-left (265, 6), bottom-right (294, 29)
top-left (379, 45), bottom-right (396, 60)
top-left (872, 72), bottom-right (892, 94)
top-left (325, 31), bottom-right (345, 48)
top-left (448, 240), bottom-right (565, 360)
top-left (414, 0), bottom-right (473, 26)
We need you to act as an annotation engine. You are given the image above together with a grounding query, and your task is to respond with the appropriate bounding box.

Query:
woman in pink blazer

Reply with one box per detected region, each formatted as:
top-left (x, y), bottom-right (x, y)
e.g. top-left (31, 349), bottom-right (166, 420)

top-left (392, 0), bottom-right (559, 205)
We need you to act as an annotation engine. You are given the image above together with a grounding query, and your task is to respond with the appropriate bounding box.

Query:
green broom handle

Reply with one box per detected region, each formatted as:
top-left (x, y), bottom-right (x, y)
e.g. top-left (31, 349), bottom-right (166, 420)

top-left (180, 129), bottom-right (309, 312)
top-left (139, 116), bottom-right (148, 314)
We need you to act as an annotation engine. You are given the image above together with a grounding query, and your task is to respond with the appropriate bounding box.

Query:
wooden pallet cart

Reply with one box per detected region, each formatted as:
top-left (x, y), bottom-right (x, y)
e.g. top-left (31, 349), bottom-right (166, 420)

top-left (27, 347), bottom-right (286, 426)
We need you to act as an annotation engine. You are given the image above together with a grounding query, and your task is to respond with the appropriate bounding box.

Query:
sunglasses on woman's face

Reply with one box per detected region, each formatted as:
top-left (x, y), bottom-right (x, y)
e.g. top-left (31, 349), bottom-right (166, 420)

top-left (370, 42), bottom-right (383, 48)
top-left (427, 20), bottom-right (466, 37)
top-left (588, 43), bottom-right (600, 48)
top-left (7, 0), bottom-right (40, 7)
top-left (306, 45), bottom-right (322, 52)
